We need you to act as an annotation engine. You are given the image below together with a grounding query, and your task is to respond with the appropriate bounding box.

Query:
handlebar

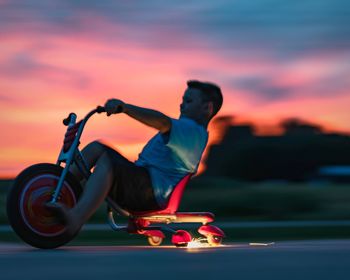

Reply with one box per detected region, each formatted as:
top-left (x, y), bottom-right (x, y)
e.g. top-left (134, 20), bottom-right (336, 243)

top-left (62, 105), bottom-right (122, 127)
top-left (96, 106), bottom-right (106, 113)
top-left (60, 105), bottom-right (121, 157)
top-left (96, 105), bottom-right (123, 115)
top-left (63, 106), bottom-right (105, 126)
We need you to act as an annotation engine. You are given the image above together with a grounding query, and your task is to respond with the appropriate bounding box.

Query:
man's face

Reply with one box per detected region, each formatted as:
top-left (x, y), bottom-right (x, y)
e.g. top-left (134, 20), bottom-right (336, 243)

top-left (180, 88), bottom-right (207, 121)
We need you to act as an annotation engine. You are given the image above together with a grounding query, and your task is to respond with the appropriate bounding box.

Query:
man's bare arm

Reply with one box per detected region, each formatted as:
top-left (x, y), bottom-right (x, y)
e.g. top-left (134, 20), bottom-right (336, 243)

top-left (104, 99), bottom-right (171, 134)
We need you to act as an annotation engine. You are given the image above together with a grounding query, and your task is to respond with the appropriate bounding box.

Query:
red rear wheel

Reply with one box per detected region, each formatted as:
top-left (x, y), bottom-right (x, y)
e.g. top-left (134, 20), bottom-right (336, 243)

top-left (7, 163), bottom-right (82, 249)
top-left (171, 230), bottom-right (192, 247)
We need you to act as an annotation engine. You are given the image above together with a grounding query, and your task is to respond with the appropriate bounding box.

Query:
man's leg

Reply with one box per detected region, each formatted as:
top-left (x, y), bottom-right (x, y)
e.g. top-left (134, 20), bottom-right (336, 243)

top-left (69, 141), bottom-right (111, 182)
top-left (71, 151), bottom-right (114, 224)
top-left (48, 150), bottom-right (115, 235)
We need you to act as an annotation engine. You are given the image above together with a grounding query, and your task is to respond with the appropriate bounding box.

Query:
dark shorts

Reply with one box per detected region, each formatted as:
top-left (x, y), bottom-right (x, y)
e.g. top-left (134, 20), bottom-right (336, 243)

top-left (101, 144), bottom-right (161, 212)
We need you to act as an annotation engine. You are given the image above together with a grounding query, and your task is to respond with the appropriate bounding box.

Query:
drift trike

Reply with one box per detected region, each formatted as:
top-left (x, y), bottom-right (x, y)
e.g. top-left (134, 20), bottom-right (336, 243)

top-left (7, 106), bottom-right (225, 249)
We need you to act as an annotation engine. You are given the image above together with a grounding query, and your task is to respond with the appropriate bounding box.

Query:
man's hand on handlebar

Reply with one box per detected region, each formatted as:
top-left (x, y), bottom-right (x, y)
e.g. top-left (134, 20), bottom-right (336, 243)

top-left (104, 99), bottom-right (125, 116)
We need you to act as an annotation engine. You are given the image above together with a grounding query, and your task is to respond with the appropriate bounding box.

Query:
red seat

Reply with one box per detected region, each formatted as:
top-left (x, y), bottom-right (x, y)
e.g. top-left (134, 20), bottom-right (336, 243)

top-left (131, 174), bottom-right (192, 216)
top-left (157, 173), bottom-right (192, 214)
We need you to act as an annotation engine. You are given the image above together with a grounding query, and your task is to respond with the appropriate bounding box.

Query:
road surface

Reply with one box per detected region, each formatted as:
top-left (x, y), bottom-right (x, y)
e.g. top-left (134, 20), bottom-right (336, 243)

top-left (0, 240), bottom-right (349, 280)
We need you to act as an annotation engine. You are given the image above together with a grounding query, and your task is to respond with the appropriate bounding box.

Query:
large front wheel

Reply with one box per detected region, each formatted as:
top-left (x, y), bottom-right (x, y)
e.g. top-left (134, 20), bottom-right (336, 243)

top-left (7, 163), bottom-right (82, 249)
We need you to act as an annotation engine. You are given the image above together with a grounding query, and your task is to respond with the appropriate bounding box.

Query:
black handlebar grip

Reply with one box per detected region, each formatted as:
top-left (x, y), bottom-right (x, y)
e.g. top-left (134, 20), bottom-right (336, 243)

top-left (63, 113), bottom-right (76, 126)
top-left (106, 105), bottom-right (123, 116)
top-left (96, 106), bottom-right (106, 113)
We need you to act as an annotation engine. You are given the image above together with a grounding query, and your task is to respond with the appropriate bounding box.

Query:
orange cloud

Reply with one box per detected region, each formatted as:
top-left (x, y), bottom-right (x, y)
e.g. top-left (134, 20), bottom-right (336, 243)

top-left (1, 24), bottom-right (350, 178)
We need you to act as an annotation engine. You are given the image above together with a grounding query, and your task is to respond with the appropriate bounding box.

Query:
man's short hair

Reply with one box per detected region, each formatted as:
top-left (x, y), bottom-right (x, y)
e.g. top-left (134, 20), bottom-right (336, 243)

top-left (187, 80), bottom-right (223, 118)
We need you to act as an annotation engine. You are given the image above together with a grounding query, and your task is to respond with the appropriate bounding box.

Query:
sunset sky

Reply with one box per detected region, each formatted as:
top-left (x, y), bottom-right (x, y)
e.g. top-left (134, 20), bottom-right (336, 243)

top-left (0, 1), bottom-right (349, 177)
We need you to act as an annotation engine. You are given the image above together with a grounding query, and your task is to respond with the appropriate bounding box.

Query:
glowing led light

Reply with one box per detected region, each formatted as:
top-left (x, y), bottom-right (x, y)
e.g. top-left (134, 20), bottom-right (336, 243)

top-left (187, 239), bottom-right (206, 248)
top-left (186, 238), bottom-right (222, 249)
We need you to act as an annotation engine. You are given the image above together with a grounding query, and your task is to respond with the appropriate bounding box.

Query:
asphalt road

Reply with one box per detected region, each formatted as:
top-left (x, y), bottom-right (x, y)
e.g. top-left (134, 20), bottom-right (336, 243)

top-left (0, 240), bottom-right (349, 280)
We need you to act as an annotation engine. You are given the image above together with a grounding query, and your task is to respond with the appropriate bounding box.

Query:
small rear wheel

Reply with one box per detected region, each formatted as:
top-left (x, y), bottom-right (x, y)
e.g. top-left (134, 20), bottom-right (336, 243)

top-left (7, 163), bottom-right (82, 249)
top-left (172, 230), bottom-right (192, 247)
top-left (207, 235), bottom-right (223, 246)
top-left (147, 235), bottom-right (163, 246)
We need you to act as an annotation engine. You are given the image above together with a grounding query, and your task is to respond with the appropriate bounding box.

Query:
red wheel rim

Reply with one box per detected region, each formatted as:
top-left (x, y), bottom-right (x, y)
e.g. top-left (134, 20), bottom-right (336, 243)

top-left (20, 174), bottom-right (77, 237)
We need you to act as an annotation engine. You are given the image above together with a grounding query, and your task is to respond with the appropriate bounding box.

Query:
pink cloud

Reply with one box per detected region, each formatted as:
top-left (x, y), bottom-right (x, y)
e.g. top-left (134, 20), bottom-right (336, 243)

top-left (1, 16), bottom-right (349, 177)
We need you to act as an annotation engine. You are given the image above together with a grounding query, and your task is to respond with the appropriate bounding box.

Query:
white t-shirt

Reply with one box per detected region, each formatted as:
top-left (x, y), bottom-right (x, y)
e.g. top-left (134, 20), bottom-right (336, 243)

top-left (135, 117), bottom-right (208, 207)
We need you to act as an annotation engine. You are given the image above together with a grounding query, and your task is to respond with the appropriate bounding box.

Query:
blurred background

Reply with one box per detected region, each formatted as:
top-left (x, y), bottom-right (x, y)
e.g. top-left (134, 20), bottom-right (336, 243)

top-left (1, 1), bottom-right (350, 240)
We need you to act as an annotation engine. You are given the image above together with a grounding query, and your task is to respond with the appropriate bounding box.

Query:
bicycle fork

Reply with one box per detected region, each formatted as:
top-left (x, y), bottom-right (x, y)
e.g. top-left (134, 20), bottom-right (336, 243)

top-left (50, 120), bottom-right (90, 203)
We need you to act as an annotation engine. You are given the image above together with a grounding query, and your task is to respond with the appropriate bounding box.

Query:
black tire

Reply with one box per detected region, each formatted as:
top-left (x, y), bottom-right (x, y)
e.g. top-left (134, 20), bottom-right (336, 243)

top-left (7, 163), bottom-right (82, 249)
top-left (175, 243), bottom-right (188, 248)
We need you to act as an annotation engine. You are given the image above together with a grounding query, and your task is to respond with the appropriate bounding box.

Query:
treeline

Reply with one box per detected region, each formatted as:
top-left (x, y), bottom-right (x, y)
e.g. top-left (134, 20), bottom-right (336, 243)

top-left (204, 118), bottom-right (350, 181)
